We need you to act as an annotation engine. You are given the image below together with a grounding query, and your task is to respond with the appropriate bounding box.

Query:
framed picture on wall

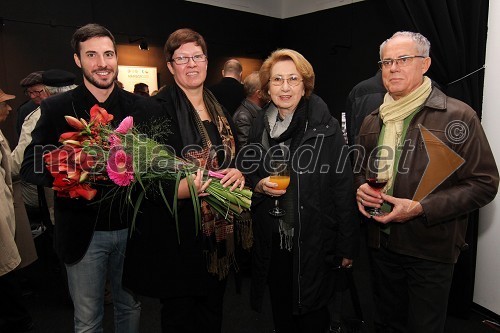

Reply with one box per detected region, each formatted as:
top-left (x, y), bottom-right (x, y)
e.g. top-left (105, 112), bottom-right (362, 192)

top-left (117, 65), bottom-right (158, 93)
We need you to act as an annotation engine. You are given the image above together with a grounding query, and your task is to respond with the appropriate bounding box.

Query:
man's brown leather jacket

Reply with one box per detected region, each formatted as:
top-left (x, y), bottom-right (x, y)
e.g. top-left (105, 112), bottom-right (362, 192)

top-left (354, 87), bottom-right (499, 263)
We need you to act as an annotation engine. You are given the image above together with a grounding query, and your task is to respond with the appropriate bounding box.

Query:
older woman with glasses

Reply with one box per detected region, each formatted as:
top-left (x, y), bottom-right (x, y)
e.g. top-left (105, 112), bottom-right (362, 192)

top-left (239, 49), bottom-right (359, 333)
top-left (123, 28), bottom-right (244, 332)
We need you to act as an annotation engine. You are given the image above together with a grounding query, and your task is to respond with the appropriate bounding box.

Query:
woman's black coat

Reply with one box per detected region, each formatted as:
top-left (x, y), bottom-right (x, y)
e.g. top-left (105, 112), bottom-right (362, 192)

top-left (241, 94), bottom-right (359, 314)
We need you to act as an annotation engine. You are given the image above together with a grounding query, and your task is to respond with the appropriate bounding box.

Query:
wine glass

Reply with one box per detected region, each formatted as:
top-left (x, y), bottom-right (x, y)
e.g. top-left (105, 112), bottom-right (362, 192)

top-left (364, 153), bottom-right (389, 216)
top-left (268, 162), bottom-right (290, 217)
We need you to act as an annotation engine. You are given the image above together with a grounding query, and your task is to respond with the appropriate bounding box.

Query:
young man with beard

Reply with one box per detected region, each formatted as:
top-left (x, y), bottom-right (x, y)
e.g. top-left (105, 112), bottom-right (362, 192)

top-left (21, 23), bottom-right (141, 333)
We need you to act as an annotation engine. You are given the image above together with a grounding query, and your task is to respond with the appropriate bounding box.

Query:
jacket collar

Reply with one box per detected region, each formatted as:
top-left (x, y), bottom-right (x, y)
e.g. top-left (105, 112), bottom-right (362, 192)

top-left (241, 99), bottom-right (262, 118)
top-left (423, 87), bottom-right (447, 111)
top-left (371, 86), bottom-right (447, 117)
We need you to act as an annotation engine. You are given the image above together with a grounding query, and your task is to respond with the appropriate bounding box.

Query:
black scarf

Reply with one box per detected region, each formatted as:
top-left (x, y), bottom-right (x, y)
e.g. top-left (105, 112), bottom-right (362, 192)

top-left (263, 98), bottom-right (308, 249)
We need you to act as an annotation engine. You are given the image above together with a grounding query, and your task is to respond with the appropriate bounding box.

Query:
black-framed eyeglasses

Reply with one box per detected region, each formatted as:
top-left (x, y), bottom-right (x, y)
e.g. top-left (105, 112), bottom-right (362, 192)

top-left (269, 75), bottom-right (303, 87)
top-left (170, 54), bottom-right (207, 65)
top-left (25, 89), bottom-right (45, 97)
top-left (378, 55), bottom-right (426, 69)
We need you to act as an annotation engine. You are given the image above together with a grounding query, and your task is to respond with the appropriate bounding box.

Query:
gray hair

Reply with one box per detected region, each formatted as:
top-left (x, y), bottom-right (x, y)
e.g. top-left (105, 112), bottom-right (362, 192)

top-left (46, 84), bottom-right (78, 95)
top-left (243, 71), bottom-right (261, 97)
top-left (379, 31), bottom-right (431, 58)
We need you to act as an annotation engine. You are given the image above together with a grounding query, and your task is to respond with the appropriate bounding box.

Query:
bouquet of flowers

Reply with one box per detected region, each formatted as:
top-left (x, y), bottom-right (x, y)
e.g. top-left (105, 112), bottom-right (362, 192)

top-left (43, 104), bottom-right (252, 238)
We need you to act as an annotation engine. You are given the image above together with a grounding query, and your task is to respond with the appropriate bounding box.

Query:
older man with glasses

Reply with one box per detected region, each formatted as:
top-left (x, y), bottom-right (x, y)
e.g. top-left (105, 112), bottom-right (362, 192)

top-left (17, 71), bottom-right (49, 136)
top-left (354, 31), bottom-right (498, 333)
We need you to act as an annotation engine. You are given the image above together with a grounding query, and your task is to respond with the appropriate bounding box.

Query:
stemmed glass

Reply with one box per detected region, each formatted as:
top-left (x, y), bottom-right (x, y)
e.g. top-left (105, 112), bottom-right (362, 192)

top-left (268, 162), bottom-right (290, 217)
top-left (364, 153), bottom-right (389, 216)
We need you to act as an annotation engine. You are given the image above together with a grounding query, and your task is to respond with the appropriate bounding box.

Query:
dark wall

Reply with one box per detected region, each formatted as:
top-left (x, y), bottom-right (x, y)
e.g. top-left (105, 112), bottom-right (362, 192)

top-left (282, 0), bottom-right (397, 121)
top-left (0, 0), bottom-right (396, 145)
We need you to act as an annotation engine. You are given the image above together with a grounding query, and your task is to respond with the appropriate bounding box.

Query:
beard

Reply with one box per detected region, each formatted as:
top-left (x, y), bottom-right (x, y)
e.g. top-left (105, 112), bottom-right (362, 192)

top-left (83, 67), bottom-right (117, 89)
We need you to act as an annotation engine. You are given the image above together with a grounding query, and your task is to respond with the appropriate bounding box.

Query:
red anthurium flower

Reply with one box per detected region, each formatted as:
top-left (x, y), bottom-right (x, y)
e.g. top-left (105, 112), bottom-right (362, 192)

top-left (62, 140), bottom-right (82, 147)
top-left (65, 116), bottom-right (86, 130)
top-left (78, 151), bottom-right (98, 172)
top-left (66, 169), bottom-right (81, 181)
top-left (52, 173), bottom-right (78, 190)
top-left (44, 149), bottom-right (68, 165)
top-left (74, 184), bottom-right (97, 200)
top-left (90, 104), bottom-right (114, 125)
top-left (59, 131), bottom-right (83, 142)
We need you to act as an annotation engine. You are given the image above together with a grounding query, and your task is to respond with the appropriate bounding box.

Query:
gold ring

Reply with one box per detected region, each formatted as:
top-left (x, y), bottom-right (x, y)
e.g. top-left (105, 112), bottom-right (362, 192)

top-left (361, 199), bottom-right (364, 204)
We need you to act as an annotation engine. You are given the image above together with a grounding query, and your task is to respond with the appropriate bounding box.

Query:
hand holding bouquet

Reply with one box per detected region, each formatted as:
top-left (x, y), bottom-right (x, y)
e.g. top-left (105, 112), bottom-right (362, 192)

top-left (43, 104), bottom-right (252, 236)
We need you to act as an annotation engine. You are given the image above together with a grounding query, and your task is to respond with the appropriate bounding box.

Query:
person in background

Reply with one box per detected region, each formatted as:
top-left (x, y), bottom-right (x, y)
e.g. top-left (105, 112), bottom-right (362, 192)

top-left (0, 88), bottom-right (35, 333)
top-left (16, 71), bottom-right (50, 230)
top-left (12, 69), bottom-right (77, 182)
top-left (16, 71), bottom-right (49, 137)
top-left (123, 28), bottom-right (245, 333)
top-left (354, 31), bottom-right (499, 333)
top-left (21, 23), bottom-right (141, 333)
top-left (12, 69), bottom-right (77, 272)
top-left (133, 82), bottom-right (149, 97)
top-left (233, 71), bottom-right (267, 147)
top-left (240, 49), bottom-right (359, 333)
top-left (345, 70), bottom-right (385, 146)
top-left (209, 58), bottom-right (245, 116)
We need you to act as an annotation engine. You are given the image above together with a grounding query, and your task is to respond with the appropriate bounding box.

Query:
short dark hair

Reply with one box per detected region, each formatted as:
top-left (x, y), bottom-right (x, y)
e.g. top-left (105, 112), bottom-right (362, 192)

top-left (71, 23), bottom-right (116, 58)
top-left (164, 28), bottom-right (207, 62)
top-left (134, 82), bottom-right (149, 92)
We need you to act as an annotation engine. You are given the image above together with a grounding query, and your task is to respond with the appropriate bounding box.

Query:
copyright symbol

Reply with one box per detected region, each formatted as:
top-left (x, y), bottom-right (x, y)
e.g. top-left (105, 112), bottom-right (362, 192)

top-left (445, 120), bottom-right (469, 144)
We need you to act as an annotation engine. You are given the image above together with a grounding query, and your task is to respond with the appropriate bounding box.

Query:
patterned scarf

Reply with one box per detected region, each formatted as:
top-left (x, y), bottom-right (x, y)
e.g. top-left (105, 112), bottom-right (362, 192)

top-left (176, 86), bottom-right (238, 279)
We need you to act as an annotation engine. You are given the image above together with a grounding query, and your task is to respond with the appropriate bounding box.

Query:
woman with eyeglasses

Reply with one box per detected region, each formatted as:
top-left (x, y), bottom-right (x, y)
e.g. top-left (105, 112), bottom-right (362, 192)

top-left (239, 49), bottom-right (359, 332)
top-left (123, 28), bottom-right (245, 332)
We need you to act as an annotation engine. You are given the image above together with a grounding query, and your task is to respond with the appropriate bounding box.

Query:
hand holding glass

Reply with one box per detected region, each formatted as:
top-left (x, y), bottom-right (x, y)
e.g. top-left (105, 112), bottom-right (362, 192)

top-left (364, 155), bottom-right (389, 216)
top-left (268, 162), bottom-right (290, 217)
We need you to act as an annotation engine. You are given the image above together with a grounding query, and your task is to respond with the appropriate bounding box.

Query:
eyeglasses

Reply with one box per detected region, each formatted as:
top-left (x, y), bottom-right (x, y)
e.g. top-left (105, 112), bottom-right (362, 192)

top-left (25, 89), bottom-right (45, 97)
top-left (170, 54), bottom-right (207, 65)
top-left (378, 55), bottom-right (426, 69)
top-left (269, 75), bottom-right (303, 87)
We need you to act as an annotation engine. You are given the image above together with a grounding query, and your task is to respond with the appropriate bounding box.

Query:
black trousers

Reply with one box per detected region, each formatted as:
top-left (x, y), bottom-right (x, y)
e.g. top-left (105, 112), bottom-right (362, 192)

top-left (268, 233), bottom-right (329, 333)
top-left (369, 241), bottom-right (454, 333)
top-left (160, 277), bottom-right (227, 333)
top-left (0, 270), bottom-right (32, 329)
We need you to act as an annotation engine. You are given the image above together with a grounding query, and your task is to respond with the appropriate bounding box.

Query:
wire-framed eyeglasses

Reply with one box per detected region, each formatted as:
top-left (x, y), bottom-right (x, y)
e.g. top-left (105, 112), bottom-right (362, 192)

top-left (25, 89), bottom-right (45, 97)
top-left (378, 55), bottom-right (426, 69)
top-left (170, 54), bottom-right (207, 65)
top-left (269, 75), bottom-right (303, 87)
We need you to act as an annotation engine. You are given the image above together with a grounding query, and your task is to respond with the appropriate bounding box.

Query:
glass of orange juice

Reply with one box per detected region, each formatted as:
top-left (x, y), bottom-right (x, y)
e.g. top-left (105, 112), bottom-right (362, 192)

top-left (268, 162), bottom-right (290, 217)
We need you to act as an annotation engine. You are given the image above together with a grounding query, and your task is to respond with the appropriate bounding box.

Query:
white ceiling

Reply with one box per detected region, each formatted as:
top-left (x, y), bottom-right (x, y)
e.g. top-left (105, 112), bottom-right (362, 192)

top-left (185, 0), bottom-right (364, 19)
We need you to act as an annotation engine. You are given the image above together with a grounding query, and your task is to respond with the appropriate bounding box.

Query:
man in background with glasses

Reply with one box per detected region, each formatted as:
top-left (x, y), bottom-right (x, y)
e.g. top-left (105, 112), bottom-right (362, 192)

top-left (17, 71), bottom-right (49, 137)
top-left (354, 31), bottom-right (498, 333)
top-left (15, 71), bottom-right (51, 243)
